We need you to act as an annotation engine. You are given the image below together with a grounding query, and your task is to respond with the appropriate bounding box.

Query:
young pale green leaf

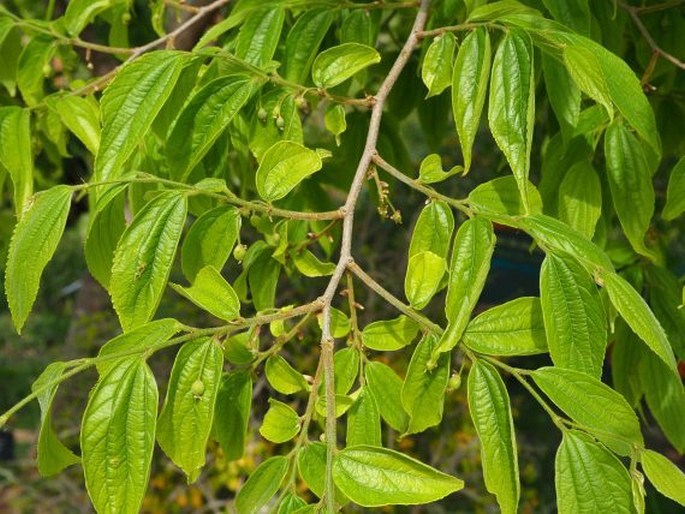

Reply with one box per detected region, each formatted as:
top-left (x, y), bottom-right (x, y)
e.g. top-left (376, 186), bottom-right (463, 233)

top-left (468, 176), bottom-right (543, 221)
top-left (312, 43), bottom-right (381, 89)
top-left (324, 104), bottom-right (347, 146)
top-left (17, 36), bottom-right (55, 107)
top-left (181, 205), bottom-right (241, 282)
top-left (215, 370), bottom-right (252, 461)
top-left (62, 0), bottom-right (122, 35)
top-left (405, 251), bottom-right (447, 310)
top-left (317, 307), bottom-right (350, 339)
top-left (235, 7), bottom-right (284, 67)
top-left (110, 192), bottom-right (187, 332)
top-left (298, 442), bottom-right (349, 504)
top-left (452, 27), bottom-right (491, 173)
top-left (436, 217), bottom-right (495, 356)
top-left (409, 200), bottom-right (455, 258)
top-left (84, 188), bottom-right (126, 288)
top-left (362, 315), bottom-right (420, 351)
top-left (488, 29), bottom-right (535, 212)
top-left (663, 157), bottom-right (685, 220)
top-left (235, 456), bottom-right (288, 514)
top-left (531, 366), bottom-right (643, 455)
top-left (468, 359), bottom-right (519, 514)
top-left (292, 249), bottom-right (336, 277)
top-left (562, 44), bottom-right (613, 120)
top-left (558, 161), bottom-right (602, 239)
top-left (32, 362), bottom-right (80, 476)
top-left (167, 76), bottom-right (256, 181)
top-left (265, 355), bottom-right (309, 395)
top-left (541, 53), bottom-right (580, 143)
top-left (157, 338), bottom-right (223, 481)
top-left (284, 8), bottom-right (333, 83)
top-left (418, 153), bottom-right (462, 184)
top-left (401, 333), bottom-right (450, 435)
top-left (641, 449), bottom-right (685, 506)
top-left (256, 141), bottom-right (322, 202)
top-left (555, 431), bottom-right (633, 514)
top-left (278, 493), bottom-right (308, 514)
top-left (365, 361), bottom-right (408, 433)
top-left (170, 266), bottom-right (241, 322)
top-left (604, 123), bottom-right (655, 259)
top-left (333, 445), bottom-right (464, 506)
top-left (95, 51), bottom-right (189, 190)
top-left (0, 106), bottom-right (33, 217)
top-left (601, 271), bottom-right (677, 372)
top-left (422, 32), bottom-right (456, 98)
top-left (463, 297), bottom-right (547, 356)
top-left (6, 185), bottom-right (72, 333)
top-left (347, 389), bottom-right (382, 447)
top-left (81, 358), bottom-right (158, 514)
top-left (45, 94), bottom-right (101, 154)
top-left (540, 254), bottom-right (607, 378)
top-left (259, 399), bottom-right (300, 443)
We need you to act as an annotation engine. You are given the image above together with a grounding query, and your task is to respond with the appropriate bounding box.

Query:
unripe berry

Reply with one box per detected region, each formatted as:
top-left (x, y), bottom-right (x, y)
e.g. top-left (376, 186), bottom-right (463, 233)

top-left (191, 379), bottom-right (205, 397)
top-left (233, 244), bottom-right (247, 262)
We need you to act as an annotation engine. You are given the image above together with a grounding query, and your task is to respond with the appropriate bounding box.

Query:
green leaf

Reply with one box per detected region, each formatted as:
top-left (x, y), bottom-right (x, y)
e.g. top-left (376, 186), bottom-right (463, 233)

top-left (45, 94), bottom-right (101, 155)
top-left (541, 0), bottom-right (590, 34)
top-left (235, 456), bottom-right (288, 514)
top-left (256, 141), bottom-right (323, 202)
top-left (562, 44), bottom-right (613, 120)
top-left (604, 123), bottom-right (656, 259)
top-left (401, 333), bottom-right (450, 434)
top-left (324, 104), bottom-right (347, 145)
top-left (333, 445), bottom-right (464, 506)
top-left (292, 249), bottom-right (336, 277)
top-left (488, 29), bottom-right (535, 212)
top-left (601, 271), bottom-right (677, 372)
top-left (541, 53), bottom-right (580, 143)
top-left (215, 370), bottom-right (252, 461)
top-left (663, 157), bottom-right (685, 220)
top-left (646, 265), bottom-right (685, 359)
top-left (157, 338), bottom-right (223, 481)
top-left (6, 186), bottom-right (72, 333)
top-left (555, 431), bottom-right (633, 514)
top-left (0, 106), bottom-right (33, 217)
top-left (181, 205), bottom-right (241, 282)
top-left (84, 188), bottom-right (126, 288)
top-left (81, 358), bottom-right (158, 514)
top-left (340, 9), bottom-right (375, 46)
top-left (468, 176), bottom-right (542, 220)
top-left (347, 389), bottom-right (381, 447)
top-left (467, 0), bottom-right (541, 21)
top-left (170, 266), bottom-right (241, 322)
top-left (312, 43), bottom-right (381, 89)
top-left (557, 161), bottom-right (602, 239)
top-left (17, 36), bottom-right (55, 107)
top-left (540, 254), bottom-right (606, 378)
top-left (167, 76), bottom-right (256, 181)
top-left (408, 200), bottom-right (455, 258)
top-left (422, 32), bottom-right (456, 98)
top-left (298, 442), bottom-right (349, 504)
top-left (531, 366), bottom-right (643, 455)
top-left (452, 27), bottom-right (491, 173)
top-left (265, 354), bottom-right (309, 394)
top-left (278, 493), bottom-right (308, 514)
top-left (283, 8), bottom-right (333, 83)
top-left (250, 89), bottom-right (304, 160)
top-left (95, 51), bottom-right (189, 189)
top-left (641, 449), bottom-right (685, 506)
top-left (405, 251), bottom-right (447, 310)
top-left (611, 320), bottom-right (645, 408)
top-left (332, 347), bottom-right (359, 395)
top-left (63, 0), bottom-right (124, 35)
top-left (365, 361), bottom-right (408, 433)
top-left (436, 217), bottom-right (495, 355)
top-left (32, 362), bottom-right (80, 476)
top-left (317, 306), bottom-right (350, 339)
top-left (468, 359), bottom-right (519, 514)
top-left (259, 398), bottom-right (300, 443)
top-left (248, 252), bottom-right (281, 311)
top-left (110, 192), bottom-right (187, 331)
top-left (235, 7), bottom-right (284, 67)
top-left (463, 297), bottom-right (547, 356)
top-left (418, 153), bottom-right (462, 184)
top-left (362, 315), bottom-right (420, 351)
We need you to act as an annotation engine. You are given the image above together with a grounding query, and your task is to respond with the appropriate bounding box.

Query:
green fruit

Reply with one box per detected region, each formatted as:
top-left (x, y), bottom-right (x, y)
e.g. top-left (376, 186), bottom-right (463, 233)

top-left (233, 244), bottom-right (247, 262)
top-left (191, 379), bottom-right (205, 397)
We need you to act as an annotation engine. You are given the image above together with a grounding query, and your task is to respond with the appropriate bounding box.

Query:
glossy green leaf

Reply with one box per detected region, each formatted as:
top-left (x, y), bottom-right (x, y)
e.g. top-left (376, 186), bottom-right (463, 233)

top-left (488, 29), bottom-right (535, 212)
top-left (6, 185), bottom-right (72, 333)
top-left (32, 362), bottom-right (80, 476)
top-left (259, 399), bottom-right (300, 443)
top-left (557, 161), bottom-right (602, 239)
top-left (468, 359), bottom-right (519, 514)
top-left (467, 0), bottom-right (540, 21)
top-left (170, 266), bottom-right (240, 322)
top-left (315, 392), bottom-right (356, 419)
top-left (0, 106), bottom-right (33, 217)
top-left (663, 157), bottom-right (685, 220)
top-left (317, 306), bottom-right (350, 339)
top-left (646, 265), bottom-right (685, 359)
top-left (250, 89), bottom-right (304, 161)
top-left (402, 333), bottom-right (450, 434)
top-left (84, 189), bottom-right (126, 288)
top-left (256, 141), bottom-right (322, 202)
top-left (611, 320), bottom-right (645, 408)
top-left (347, 389), bottom-right (382, 447)
top-left (181, 205), bottom-right (241, 282)
top-left (542, 0), bottom-right (590, 34)
top-left (340, 9), bottom-right (375, 46)
top-left (540, 254), bottom-right (606, 378)
top-left (324, 104), bottom-right (347, 145)
top-left (409, 200), bottom-right (455, 258)
top-left (278, 493), bottom-right (308, 514)
top-left (555, 431), bottom-right (633, 514)
top-left (405, 251), bottom-right (447, 310)
top-left (17, 36), bottom-right (55, 107)
top-left (452, 27), bottom-right (491, 173)
top-left (292, 249), bottom-right (336, 277)
top-left (215, 370), bottom-right (252, 461)
top-left (468, 176), bottom-right (542, 220)
top-left (157, 338), bottom-right (223, 481)
top-left (333, 445), bottom-right (464, 506)
top-left (362, 315), bottom-right (420, 351)
top-left (463, 297), bottom-right (547, 356)
top-left (563, 44), bottom-right (613, 120)
top-left (95, 51), bottom-right (188, 190)
top-left (298, 442), bottom-right (349, 504)
top-left (418, 153), bottom-right (462, 184)
top-left (531, 366), bottom-right (643, 455)
top-left (641, 449), bottom-right (685, 506)
top-left (63, 0), bottom-right (124, 35)
top-left (332, 347), bottom-right (359, 395)
top-left (604, 123), bottom-right (655, 259)
top-left (235, 456), bottom-right (288, 514)
top-left (81, 358), bottom-right (158, 514)
top-left (312, 43), bottom-right (381, 89)
top-left (284, 9), bottom-right (333, 83)
top-left (602, 271), bottom-right (677, 372)
top-left (235, 7), bottom-right (284, 67)
top-left (265, 355), bottom-right (309, 394)
top-left (110, 192), bottom-right (187, 331)
top-left (45, 94), bottom-right (101, 154)
top-left (422, 32), bottom-right (456, 98)
top-left (541, 53), bottom-right (580, 143)
top-left (365, 361), bottom-right (408, 433)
